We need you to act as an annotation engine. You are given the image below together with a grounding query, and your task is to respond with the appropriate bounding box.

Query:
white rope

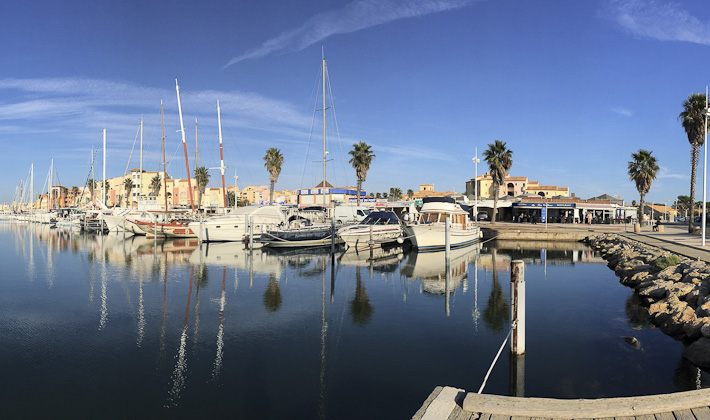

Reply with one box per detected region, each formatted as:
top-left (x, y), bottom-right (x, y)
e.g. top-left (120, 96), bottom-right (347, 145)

top-left (477, 321), bottom-right (516, 394)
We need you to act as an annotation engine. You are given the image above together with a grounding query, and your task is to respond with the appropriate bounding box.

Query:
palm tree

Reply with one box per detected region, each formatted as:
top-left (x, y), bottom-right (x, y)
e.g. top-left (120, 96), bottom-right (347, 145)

top-left (263, 148), bottom-right (283, 205)
top-left (407, 189), bottom-right (414, 200)
top-left (348, 142), bottom-right (376, 206)
top-left (194, 166), bottom-right (210, 210)
top-left (71, 186), bottom-right (79, 207)
top-left (389, 187), bottom-right (402, 200)
top-left (150, 175), bottom-right (162, 197)
top-left (483, 140), bottom-right (513, 223)
top-left (123, 177), bottom-right (133, 207)
top-left (679, 92), bottom-right (708, 232)
top-left (628, 149), bottom-right (659, 224)
top-left (87, 179), bottom-right (97, 203)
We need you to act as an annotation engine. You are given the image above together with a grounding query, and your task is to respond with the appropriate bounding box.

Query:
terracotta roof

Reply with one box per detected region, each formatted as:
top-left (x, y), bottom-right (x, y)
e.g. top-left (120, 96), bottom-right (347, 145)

top-left (315, 180), bottom-right (334, 188)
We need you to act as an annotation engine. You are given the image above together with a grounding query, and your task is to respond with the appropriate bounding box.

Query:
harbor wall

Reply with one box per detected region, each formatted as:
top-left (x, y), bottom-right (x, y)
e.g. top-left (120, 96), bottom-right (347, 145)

top-left (482, 227), bottom-right (587, 242)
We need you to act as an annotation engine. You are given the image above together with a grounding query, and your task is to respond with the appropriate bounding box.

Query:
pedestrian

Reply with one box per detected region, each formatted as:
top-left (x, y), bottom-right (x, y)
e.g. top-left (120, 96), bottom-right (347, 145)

top-left (403, 210), bottom-right (410, 223)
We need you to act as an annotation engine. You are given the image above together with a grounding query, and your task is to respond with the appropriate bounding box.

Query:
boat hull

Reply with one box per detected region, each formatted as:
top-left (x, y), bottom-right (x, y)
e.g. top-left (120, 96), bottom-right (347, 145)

top-left (403, 224), bottom-right (480, 251)
top-left (337, 225), bottom-right (402, 249)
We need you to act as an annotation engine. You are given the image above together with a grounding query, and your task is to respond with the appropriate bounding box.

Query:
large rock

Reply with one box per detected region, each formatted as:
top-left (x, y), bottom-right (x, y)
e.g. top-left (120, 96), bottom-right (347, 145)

top-left (683, 317), bottom-right (710, 340)
top-left (649, 296), bottom-right (696, 335)
top-left (683, 337), bottom-right (710, 368)
top-left (639, 281), bottom-right (675, 300)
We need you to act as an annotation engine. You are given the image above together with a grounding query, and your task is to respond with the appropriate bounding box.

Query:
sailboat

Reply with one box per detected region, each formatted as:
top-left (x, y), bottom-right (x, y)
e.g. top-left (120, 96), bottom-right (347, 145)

top-left (129, 81), bottom-right (198, 238)
top-left (260, 54), bottom-right (342, 248)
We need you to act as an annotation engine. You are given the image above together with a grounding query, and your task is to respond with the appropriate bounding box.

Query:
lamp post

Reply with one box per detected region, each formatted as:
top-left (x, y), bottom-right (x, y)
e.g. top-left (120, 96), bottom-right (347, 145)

top-left (703, 85), bottom-right (709, 246)
top-left (472, 149), bottom-right (480, 224)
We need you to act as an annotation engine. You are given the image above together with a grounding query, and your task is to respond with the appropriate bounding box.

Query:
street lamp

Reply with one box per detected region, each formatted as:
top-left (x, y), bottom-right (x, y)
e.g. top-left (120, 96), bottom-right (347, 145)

top-left (472, 149), bottom-right (480, 224)
top-left (703, 85), bottom-right (709, 246)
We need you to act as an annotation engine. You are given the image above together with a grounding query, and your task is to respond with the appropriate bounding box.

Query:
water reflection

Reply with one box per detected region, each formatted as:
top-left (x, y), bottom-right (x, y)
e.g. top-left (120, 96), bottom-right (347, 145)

top-left (483, 249), bottom-right (509, 332)
top-left (1, 223), bottom-right (705, 418)
top-left (350, 266), bottom-right (373, 326)
top-left (264, 273), bottom-right (283, 312)
top-left (167, 266), bottom-right (194, 407)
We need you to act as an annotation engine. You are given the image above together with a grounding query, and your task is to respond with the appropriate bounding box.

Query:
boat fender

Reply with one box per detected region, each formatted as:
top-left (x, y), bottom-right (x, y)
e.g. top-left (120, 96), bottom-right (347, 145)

top-left (396, 237), bottom-right (404, 244)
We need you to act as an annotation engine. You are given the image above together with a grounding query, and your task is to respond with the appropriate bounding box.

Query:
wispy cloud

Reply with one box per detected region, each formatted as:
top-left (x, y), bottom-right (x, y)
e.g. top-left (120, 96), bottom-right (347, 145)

top-left (657, 166), bottom-right (686, 179)
top-left (224, 0), bottom-right (477, 68)
top-left (611, 106), bottom-right (633, 117)
top-left (604, 0), bottom-right (710, 45)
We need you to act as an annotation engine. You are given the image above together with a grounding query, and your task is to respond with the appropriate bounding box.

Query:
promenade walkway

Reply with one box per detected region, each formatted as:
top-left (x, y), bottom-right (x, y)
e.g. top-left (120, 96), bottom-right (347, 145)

top-left (413, 222), bottom-right (710, 419)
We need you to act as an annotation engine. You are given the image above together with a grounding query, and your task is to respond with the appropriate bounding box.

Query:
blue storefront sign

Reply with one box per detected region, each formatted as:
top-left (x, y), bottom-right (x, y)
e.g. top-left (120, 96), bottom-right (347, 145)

top-left (541, 205), bottom-right (547, 223)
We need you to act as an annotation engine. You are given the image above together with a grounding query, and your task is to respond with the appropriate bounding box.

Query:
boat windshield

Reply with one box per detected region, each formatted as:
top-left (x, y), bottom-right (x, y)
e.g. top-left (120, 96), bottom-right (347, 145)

top-left (361, 211), bottom-right (399, 225)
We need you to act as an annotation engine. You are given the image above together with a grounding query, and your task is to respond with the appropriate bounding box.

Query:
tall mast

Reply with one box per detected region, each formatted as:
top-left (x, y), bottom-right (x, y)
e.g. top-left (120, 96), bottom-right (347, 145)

top-left (102, 129), bottom-right (106, 207)
top-left (195, 118), bottom-right (199, 169)
top-left (217, 101), bottom-right (227, 208)
top-left (140, 118), bottom-right (143, 192)
top-left (322, 52), bottom-right (327, 209)
top-left (175, 78), bottom-right (195, 211)
top-left (91, 149), bottom-right (95, 206)
top-left (30, 163), bottom-right (33, 212)
top-left (161, 100), bottom-right (168, 213)
top-left (49, 158), bottom-right (53, 210)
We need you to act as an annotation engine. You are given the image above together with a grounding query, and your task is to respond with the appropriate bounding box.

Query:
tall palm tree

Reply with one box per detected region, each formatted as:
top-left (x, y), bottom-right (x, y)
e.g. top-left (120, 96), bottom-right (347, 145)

top-left (194, 166), bottom-right (210, 210)
top-left (71, 186), bottom-right (79, 207)
top-left (389, 187), bottom-right (402, 200)
top-left (123, 177), bottom-right (133, 208)
top-left (627, 149), bottom-right (659, 224)
top-left (407, 189), bottom-right (414, 200)
top-left (263, 148), bottom-right (283, 205)
top-left (348, 142), bottom-right (376, 206)
top-left (150, 175), bottom-right (162, 197)
top-left (483, 140), bottom-right (513, 223)
top-left (87, 179), bottom-right (97, 204)
top-left (679, 92), bottom-right (708, 232)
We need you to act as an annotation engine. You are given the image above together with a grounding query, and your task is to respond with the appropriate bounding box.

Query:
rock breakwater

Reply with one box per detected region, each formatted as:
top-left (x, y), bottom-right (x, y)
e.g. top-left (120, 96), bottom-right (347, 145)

top-left (586, 234), bottom-right (710, 368)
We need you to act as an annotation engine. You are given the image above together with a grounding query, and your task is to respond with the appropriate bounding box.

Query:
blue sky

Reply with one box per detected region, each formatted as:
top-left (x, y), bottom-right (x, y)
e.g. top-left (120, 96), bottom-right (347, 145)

top-left (1, 0), bottom-right (709, 206)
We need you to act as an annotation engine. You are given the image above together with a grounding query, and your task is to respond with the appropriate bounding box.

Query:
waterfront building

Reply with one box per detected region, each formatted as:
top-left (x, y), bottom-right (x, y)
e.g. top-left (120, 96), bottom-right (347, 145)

top-left (412, 184), bottom-right (456, 199)
top-left (465, 174), bottom-right (569, 200)
top-left (296, 181), bottom-right (366, 208)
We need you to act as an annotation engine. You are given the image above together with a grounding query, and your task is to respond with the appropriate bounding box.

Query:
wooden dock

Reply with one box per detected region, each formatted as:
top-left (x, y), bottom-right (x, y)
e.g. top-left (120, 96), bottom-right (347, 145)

top-left (413, 386), bottom-right (710, 420)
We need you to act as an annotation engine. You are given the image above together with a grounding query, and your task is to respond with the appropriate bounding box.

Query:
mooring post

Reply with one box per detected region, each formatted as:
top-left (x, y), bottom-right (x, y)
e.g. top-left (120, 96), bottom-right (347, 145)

top-left (330, 217), bottom-right (335, 257)
top-left (445, 216), bottom-right (451, 263)
top-left (369, 225), bottom-right (374, 259)
top-left (511, 260), bottom-right (526, 355)
top-left (199, 214), bottom-right (203, 249)
top-left (248, 216), bottom-right (254, 249)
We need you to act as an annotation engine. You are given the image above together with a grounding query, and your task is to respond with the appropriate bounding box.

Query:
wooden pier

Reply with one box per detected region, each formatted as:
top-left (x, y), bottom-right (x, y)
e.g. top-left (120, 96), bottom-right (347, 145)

top-left (413, 386), bottom-right (710, 420)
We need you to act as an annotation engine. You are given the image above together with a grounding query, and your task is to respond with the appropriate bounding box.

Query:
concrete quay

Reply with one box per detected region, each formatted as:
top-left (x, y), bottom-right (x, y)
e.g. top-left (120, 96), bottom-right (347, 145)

top-left (482, 221), bottom-right (710, 263)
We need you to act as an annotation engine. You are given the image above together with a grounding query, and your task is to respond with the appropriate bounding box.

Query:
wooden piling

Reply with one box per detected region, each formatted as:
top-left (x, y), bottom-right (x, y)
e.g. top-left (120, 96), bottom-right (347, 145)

top-left (511, 259), bottom-right (525, 355)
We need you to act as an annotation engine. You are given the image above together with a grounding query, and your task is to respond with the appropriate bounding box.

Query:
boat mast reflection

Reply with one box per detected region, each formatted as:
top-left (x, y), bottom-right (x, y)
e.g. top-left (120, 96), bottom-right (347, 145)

top-left (166, 266), bottom-right (194, 407)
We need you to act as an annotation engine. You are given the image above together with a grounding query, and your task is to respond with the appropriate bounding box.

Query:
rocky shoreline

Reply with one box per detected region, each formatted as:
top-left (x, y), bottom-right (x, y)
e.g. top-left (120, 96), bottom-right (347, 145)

top-left (586, 234), bottom-right (710, 368)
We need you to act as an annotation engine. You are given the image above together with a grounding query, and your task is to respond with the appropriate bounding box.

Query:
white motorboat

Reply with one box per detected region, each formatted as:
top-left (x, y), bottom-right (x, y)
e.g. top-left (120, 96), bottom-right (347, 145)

top-left (401, 245), bottom-right (480, 294)
top-left (403, 197), bottom-right (481, 251)
top-left (336, 211), bottom-right (403, 250)
top-left (188, 205), bottom-right (289, 242)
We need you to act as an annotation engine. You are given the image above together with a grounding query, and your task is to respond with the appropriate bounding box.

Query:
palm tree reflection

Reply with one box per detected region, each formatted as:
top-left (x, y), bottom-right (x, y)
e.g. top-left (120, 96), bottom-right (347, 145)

top-left (483, 249), bottom-right (509, 332)
top-left (624, 294), bottom-right (648, 329)
top-left (350, 266), bottom-right (373, 326)
top-left (263, 274), bottom-right (282, 312)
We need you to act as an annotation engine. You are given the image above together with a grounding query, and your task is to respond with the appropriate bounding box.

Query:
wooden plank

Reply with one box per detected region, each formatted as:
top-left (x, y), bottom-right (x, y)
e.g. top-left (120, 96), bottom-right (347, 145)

top-left (634, 414), bottom-right (656, 420)
top-left (447, 404), bottom-right (464, 420)
top-left (673, 409), bottom-right (696, 420)
top-left (412, 387), bottom-right (443, 420)
top-left (461, 389), bottom-right (710, 418)
top-left (510, 416), bottom-right (532, 420)
top-left (489, 414), bottom-right (511, 420)
top-left (421, 387), bottom-right (466, 420)
top-left (691, 407), bottom-right (710, 420)
top-left (613, 416), bottom-right (635, 420)
top-left (653, 412), bottom-right (675, 420)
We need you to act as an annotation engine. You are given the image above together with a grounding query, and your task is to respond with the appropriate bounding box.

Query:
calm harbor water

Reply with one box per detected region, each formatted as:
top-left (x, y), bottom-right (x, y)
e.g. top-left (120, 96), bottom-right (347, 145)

top-left (0, 222), bottom-right (707, 419)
